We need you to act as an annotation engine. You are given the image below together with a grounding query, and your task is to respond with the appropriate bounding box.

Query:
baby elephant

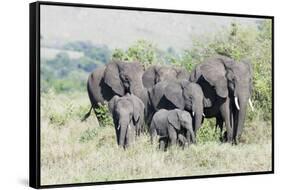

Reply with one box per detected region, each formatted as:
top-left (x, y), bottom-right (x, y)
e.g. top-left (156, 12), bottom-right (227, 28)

top-left (150, 109), bottom-right (195, 150)
top-left (109, 93), bottom-right (145, 149)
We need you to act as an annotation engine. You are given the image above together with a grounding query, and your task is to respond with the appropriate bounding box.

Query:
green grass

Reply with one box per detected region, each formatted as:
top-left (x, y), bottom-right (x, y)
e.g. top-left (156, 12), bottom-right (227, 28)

top-left (40, 91), bottom-right (272, 185)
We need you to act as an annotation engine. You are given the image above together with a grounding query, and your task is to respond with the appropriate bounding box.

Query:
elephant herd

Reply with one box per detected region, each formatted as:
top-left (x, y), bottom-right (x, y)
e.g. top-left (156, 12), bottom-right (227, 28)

top-left (83, 55), bottom-right (254, 150)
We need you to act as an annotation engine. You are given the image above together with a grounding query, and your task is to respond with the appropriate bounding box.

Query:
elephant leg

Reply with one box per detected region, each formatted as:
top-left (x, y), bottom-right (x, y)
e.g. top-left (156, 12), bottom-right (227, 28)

top-left (125, 124), bottom-right (136, 148)
top-left (232, 108), bottom-right (239, 145)
top-left (219, 125), bottom-right (223, 142)
top-left (178, 134), bottom-right (188, 149)
top-left (136, 123), bottom-right (141, 136)
top-left (185, 130), bottom-right (191, 144)
top-left (168, 128), bottom-right (177, 147)
top-left (150, 134), bottom-right (157, 145)
top-left (219, 98), bottom-right (233, 143)
top-left (159, 137), bottom-right (167, 151)
top-left (149, 121), bottom-right (157, 144)
top-left (167, 123), bottom-right (178, 147)
top-left (216, 116), bottom-right (224, 142)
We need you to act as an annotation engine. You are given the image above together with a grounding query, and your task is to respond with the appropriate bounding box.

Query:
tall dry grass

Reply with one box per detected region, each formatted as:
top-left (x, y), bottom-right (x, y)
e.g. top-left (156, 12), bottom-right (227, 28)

top-left (40, 91), bottom-right (272, 185)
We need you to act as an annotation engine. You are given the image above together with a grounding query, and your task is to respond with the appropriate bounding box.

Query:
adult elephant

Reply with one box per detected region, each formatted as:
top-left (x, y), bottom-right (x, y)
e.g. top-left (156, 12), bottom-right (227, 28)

top-left (190, 56), bottom-right (253, 143)
top-left (142, 65), bottom-right (190, 89)
top-left (83, 60), bottom-right (148, 121)
top-left (148, 80), bottom-right (205, 135)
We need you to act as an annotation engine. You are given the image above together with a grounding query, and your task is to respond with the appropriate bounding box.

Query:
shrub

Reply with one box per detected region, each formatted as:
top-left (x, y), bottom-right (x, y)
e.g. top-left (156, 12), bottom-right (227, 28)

top-left (49, 112), bottom-right (68, 126)
top-left (94, 103), bottom-right (113, 127)
top-left (112, 40), bottom-right (160, 69)
top-left (196, 118), bottom-right (221, 144)
top-left (79, 128), bottom-right (98, 143)
top-left (41, 90), bottom-right (95, 127)
top-left (48, 100), bottom-right (75, 126)
top-left (180, 20), bottom-right (272, 121)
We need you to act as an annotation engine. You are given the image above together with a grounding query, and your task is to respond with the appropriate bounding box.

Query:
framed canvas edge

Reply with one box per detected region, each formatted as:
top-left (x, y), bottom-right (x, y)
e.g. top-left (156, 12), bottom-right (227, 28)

top-left (37, 0), bottom-right (274, 18)
top-left (29, 1), bottom-right (275, 189)
top-left (30, 1), bottom-right (41, 189)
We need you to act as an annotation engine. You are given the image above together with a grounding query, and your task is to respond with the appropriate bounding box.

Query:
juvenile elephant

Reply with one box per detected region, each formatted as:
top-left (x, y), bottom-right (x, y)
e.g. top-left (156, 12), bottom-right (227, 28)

top-left (83, 60), bottom-right (148, 121)
top-left (190, 56), bottom-right (253, 143)
top-left (150, 109), bottom-right (195, 150)
top-left (142, 65), bottom-right (190, 89)
top-left (109, 93), bottom-right (145, 149)
top-left (148, 80), bottom-right (205, 135)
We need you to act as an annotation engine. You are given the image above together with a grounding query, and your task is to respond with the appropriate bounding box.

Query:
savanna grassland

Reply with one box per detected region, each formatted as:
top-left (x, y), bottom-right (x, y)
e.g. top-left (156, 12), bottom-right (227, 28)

top-left (40, 91), bottom-right (272, 185)
top-left (40, 20), bottom-right (272, 185)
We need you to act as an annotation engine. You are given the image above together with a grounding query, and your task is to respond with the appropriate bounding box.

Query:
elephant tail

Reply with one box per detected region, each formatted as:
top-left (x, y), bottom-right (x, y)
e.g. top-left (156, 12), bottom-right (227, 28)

top-left (82, 75), bottom-right (96, 122)
top-left (81, 106), bottom-right (93, 122)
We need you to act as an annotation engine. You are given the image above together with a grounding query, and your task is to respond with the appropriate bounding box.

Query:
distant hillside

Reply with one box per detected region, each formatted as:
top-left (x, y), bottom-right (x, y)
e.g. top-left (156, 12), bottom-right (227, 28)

top-left (41, 5), bottom-right (260, 51)
top-left (41, 48), bottom-right (84, 60)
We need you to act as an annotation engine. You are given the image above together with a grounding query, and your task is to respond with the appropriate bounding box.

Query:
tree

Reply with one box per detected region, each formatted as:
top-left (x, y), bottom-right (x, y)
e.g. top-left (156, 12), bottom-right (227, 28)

top-left (180, 20), bottom-right (272, 121)
top-left (112, 40), bottom-right (159, 68)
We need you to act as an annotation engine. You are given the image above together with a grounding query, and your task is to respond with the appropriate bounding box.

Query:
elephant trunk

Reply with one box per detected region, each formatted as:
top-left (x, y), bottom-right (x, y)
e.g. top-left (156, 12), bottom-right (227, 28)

top-left (118, 123), bottom-right (129, 148)
top-left (193, 101), bottom-right (204, 135)
top-left (234, 96), bottom-right (248, 141)
top-left (188, 128), bottom-right (196, 144)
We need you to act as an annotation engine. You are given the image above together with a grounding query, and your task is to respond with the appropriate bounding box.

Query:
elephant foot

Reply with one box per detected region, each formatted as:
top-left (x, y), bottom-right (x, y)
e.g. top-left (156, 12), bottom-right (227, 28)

top-left (220, 131), bottom-right (228, 143)
top-left (232, 138), bottom-right (238, 145)
top-left (159, 137), bottom-right (168, 151)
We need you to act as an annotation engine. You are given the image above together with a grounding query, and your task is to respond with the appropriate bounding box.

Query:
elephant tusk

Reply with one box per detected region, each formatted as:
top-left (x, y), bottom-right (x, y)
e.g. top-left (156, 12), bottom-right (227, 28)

top-left (248, 99), bottom-right (254, 111)
top-left (128, 124), bottom-right (131, 130)
top-left (117, 124), bottom-right (121, 130)
top-left (202, 113), bottom-right (205, 117)
top-left (192, 112), bottom-right (195, 117)
top-left (234, 96), bottom-right (240, 110)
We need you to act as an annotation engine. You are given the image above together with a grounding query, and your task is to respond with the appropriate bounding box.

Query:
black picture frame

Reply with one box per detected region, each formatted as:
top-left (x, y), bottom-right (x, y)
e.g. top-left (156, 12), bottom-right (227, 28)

top-left (29, 1), bottom-right (274, 189)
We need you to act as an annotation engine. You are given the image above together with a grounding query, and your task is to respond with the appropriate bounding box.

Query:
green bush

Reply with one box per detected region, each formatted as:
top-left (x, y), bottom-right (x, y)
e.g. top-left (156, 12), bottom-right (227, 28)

top-left (112, 40), bottom-right (161, 68)
top-left (180, 20), bottom-right (272, 121)
top-left (49, 112), bottom-right (68, 126)
top-left (196, 119), bottom-right (221, 144)
top-left (94, 103), bottom-right (113, 127)
top-left (41, 90), bottom-right (94, 127)
top-left (48, 101), bottom-right (75, 126)
top-left (79, 128), bottom-right (98, 143)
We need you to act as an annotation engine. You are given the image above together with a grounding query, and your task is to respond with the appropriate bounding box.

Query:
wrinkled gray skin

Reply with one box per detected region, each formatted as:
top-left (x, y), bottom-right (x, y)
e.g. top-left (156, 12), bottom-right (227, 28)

top-left (148, 80), bottom-right (205, 135)
top-left (83, 60), bottom-right (148, 121)
top-left (190, 56), bottom-right (253, 143)
top-left (150, 109), bottom-right (195, 150)
top-left (142, 65), bottom-right (190, 89)
top-left (109, 94), bottom-right (145, 149)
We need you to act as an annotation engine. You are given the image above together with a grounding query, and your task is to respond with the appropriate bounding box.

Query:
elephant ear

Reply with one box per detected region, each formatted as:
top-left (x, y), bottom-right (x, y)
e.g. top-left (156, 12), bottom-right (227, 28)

top-left (164, 82), bottom-right (184, 109)
top-left (142, 65), bottom-right (157, 89)
top-left (129, 95), bottom-right (144, 124)
top-left (167, 110), bottom-right (181, 130)
top-left (189, 64), bottom-right (201, 82)
top-left (200, 61), bottom-right (228, 98)
top-left (241, 59), bottom-right (253, 96)
top-left (104, 61), bottom-right (124, 96)
top-left (108, 95), bottom-right (119, 114)
top-left (226, 68), bottom-right (236, 90)
top-left (213, 77), bottom-right (228, 98)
